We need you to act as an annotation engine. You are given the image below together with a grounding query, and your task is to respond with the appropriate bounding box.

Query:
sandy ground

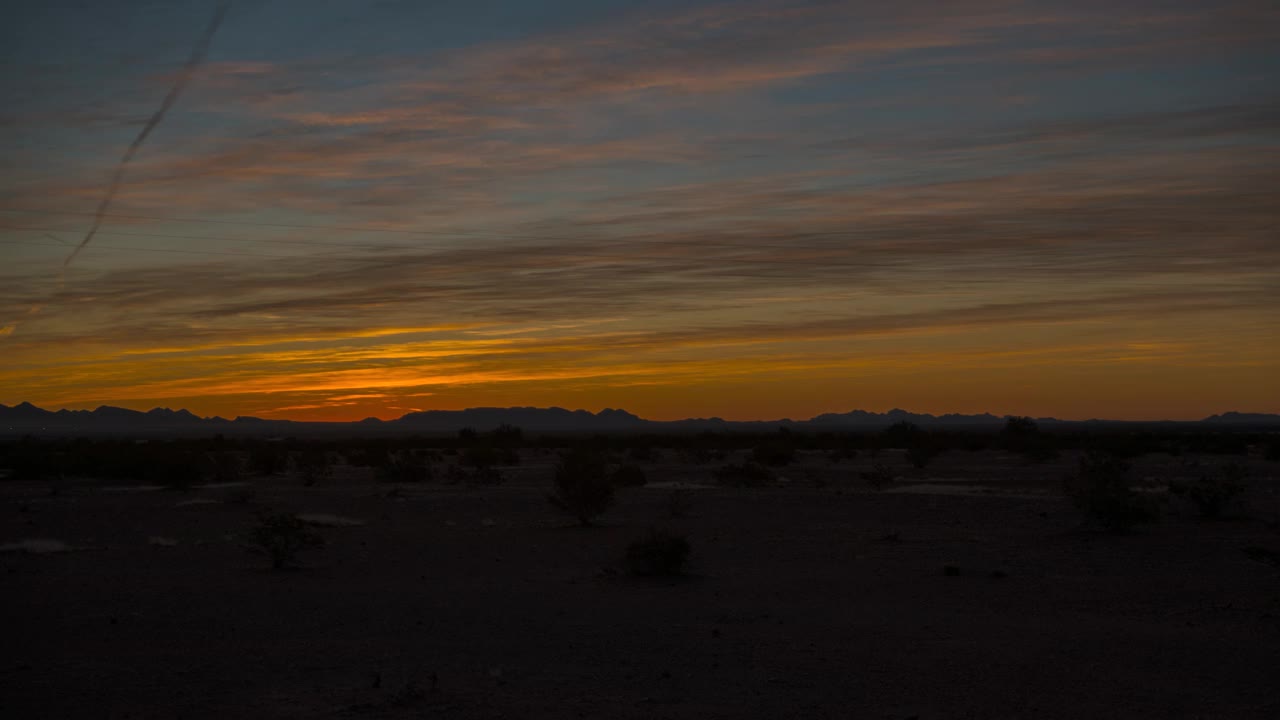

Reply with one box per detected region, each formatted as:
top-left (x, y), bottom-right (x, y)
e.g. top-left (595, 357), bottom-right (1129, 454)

top-left (3, 450), bottom-right (1280, 719)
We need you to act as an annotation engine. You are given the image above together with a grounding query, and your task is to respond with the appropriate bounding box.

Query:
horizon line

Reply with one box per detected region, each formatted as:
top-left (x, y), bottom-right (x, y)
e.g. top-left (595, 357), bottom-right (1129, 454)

top-left (3, 400), bottom-right (1276, 426)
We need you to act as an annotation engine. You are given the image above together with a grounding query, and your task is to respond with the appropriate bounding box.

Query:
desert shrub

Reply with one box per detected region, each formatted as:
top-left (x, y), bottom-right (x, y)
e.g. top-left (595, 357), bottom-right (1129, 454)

top-left (3, 440), bottom-right (65, 481)
top-left (1169, 461), bottom-right (1246, 518)
top-left (205, 451), bottom-right (246, 484)
top-left (1001, 416), bottom-right (1039, 444)
top-left (250, 443), bottom-right (287, 476)
top-left (1001, 417), bottom-right (1059, 463)
top-left (752, 439), bottom-right (796, 466)
top-left (247, 511), bottom-right (323, 569)
top-left (491, 423), bottom-right (523, 445)
top-left (714, 461), bottom-right (774, 488)
top-left (611, 462), bottom-right (648, 487)
top-left (151, 446), bottom-right (206, 490)
top-left (1021, 440), bottom-right (1061, 464)
top-left (440, 464), bottom-right (469, 484)
top-left (860, 463), bottom-right (896, 490)
top-left (377, 450), bottom-right (433, 483)
top-left (629, 445), bottom-right (661, 463)
top-left (342, 444), bottom-right (387, 468)
top-left (548, 449), bottom-right (614, 525)
top-left (881, 421), bottom-right (924, 448)
top-left (1064, 451), bottom-right (1160, 532)
top-left (1243, 545), bottom-right (1280, 569)
top-left (460, 445), bottom-right (502, 471)
top-left (905, 443), bottom-right (943, 469)
top-left (827, 447), bottom-right (859, 464)
top-left (625, 530), bottom-right (691, 576)
top-left (292, 449), bottom-right (331, 487)
top-left (679, 447), bottom-right (706, 464)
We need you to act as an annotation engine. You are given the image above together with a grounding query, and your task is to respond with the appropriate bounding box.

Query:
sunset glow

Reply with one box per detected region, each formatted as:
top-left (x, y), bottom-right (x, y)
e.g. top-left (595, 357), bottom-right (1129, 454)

top-left (3, 0), bottom-right (1277, 421)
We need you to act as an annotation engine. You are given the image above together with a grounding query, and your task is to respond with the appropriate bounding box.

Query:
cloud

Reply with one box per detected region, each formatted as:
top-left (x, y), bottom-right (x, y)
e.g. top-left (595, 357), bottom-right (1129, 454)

top-left (3, 0), bottom-right (1278, 418)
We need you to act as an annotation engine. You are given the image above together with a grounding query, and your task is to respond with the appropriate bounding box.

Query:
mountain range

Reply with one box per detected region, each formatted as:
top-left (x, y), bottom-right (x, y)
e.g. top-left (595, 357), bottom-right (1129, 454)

top-left (2, 401), bottom-right (1277, 437)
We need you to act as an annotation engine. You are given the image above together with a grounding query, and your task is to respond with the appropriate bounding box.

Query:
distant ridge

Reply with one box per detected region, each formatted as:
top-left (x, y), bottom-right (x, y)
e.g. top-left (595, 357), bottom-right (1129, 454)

top-left (1, 402), bottom-right (1277, 437)
top-left (1202, 411), bottom-right (1280, 424)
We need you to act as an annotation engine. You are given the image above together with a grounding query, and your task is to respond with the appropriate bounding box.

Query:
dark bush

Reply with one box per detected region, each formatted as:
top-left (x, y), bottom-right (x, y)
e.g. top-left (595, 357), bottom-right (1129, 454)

top-left (714, 461), bottom-right (774, 487)
top-left (881, 421), bottom-right (924, 448)
top-left (205, 451), bottom-right (246, 484)
top-left (342, 443), bottom-right (387, 468)
top-left (1001, 416), bottom-right (1039, 444)
top-left (377, 450), bottom-right (433, 483)
top-left (1169, 461), bottom-right (1246, 518)
top-left (247, 511), bottom-right (323, 569)
top-left (1001, 416), bottom-right (1059, 463)
top-left (827, 447), bottom-right (859, 463)
top-left (1064, 451), bottom-right (1160, 532)
top-left (491, 423), bottom-right (523, 444)
top-left (752, 438), bottom-right (796, 466)
top-left (860, 463), bottom-right (896, 490)
top-left (250, 443), bottom-right (288, 476)
top-left (460, 444), bottom-right (502, 471)
top-left (151, 446), bottom-right (206, 490)
top-left (628, 445), bottom-right (660, 463)
top-left (292, 449), bottom-right (331, 487)
top-left (625, 530), bottom-right (691, 577)
top-left (905, 443), bottom-right (943, 469)
top-left (442, 464), bottom-right (470, 485)
top-left (611, 462), bottom-right (648, 487)
top-left (468, 466), bottom-right (505, 485)
top-left (548, 449), bottom-right (614, 526)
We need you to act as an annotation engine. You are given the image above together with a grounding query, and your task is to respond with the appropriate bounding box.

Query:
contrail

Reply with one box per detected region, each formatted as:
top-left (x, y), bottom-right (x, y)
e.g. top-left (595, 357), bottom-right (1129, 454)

top-left (63, 0), bottom-right (232, 268)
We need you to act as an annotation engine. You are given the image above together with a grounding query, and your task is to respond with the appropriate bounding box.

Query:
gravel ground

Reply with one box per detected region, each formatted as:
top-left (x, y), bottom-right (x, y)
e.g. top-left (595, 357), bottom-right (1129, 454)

top-left (4, 450), bottom-right (1279, 719)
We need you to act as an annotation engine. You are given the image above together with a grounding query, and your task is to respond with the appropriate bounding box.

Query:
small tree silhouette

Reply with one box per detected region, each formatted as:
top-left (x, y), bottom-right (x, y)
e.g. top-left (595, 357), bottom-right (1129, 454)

top-left (547, 449), bottom-right (614, 526)
top-left (881, 421), bottom-right (924, 448)
top-left (1001, 416), bottom-right (1058, 463)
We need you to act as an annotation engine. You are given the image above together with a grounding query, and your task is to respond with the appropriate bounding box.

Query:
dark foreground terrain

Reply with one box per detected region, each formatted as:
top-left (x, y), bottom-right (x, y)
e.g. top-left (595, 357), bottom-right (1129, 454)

top-left (4, 449), bottom-right (1280, 719)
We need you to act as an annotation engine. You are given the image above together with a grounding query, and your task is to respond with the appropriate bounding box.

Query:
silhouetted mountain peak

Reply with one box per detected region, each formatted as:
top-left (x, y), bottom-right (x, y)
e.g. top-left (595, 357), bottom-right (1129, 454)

top-left (92, 405), bottom-right (145, 418)
top-left (147, 408), bottom-right (201, 422)
top-left (5, 401), bottom-right (52, 419)
top-left (1203, 411), bottom-right (1280, 423)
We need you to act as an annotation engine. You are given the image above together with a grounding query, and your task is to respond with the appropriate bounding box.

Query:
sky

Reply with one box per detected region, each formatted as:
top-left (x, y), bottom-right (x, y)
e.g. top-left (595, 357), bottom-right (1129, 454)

top-left (1, 0), bottom-right (1277, 422)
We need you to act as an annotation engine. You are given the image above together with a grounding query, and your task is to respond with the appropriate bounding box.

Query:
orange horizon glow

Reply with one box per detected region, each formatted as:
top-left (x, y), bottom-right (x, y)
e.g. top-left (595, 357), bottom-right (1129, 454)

top-left (3, 2), bottom-right (1277, 422)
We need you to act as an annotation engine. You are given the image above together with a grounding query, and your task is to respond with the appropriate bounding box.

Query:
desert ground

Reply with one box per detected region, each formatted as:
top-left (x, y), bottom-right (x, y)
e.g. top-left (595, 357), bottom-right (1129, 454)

top-left (4, 448), bottom-right (1280, 719)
